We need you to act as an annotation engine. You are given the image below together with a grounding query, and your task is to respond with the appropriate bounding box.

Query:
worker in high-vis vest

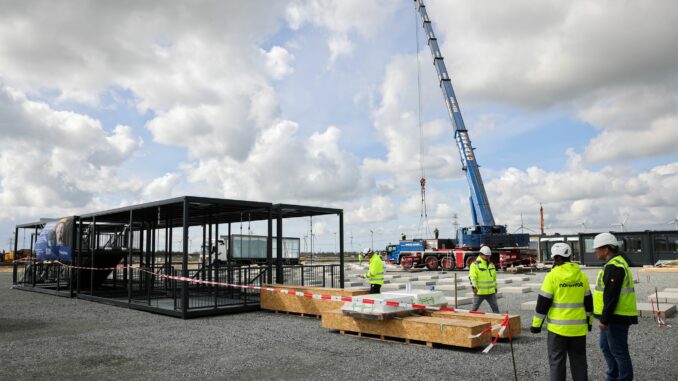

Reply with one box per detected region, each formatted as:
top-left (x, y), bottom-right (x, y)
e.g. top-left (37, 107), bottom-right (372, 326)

top-left (531, 243), bottom-right (593, 381)
top-left (592, 233), bottom-right (637, 381)
top-left (469, 246), bottom-right (499, 313)
top-left (362, 248), bottom-right (384, 294)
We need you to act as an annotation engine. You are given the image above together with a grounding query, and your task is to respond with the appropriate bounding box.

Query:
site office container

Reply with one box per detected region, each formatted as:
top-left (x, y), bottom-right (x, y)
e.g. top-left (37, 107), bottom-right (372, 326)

top-left (578, 230), bottom-right (678, 266)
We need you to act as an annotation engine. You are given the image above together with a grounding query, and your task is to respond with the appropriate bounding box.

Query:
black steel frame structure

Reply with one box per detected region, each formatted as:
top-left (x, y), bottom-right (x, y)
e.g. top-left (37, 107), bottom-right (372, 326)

top-left (12, 196), bottom-right (344, 318)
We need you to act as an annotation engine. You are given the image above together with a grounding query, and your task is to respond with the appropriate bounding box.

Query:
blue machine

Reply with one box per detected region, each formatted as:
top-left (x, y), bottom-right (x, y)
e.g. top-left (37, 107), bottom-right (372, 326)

top-left (385, 240), bottom-right (425, 264)
top-left (414, 0), bottom-right (528, 249)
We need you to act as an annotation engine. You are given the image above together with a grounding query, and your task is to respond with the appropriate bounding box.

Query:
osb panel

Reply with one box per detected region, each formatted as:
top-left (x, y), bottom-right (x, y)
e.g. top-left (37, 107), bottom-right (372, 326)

top-left (261, 285), bottom-right (369, 315)
top-left (428, 311), bottom-right (521, 339)
top-left (321, 310), bottom-right (490, 348)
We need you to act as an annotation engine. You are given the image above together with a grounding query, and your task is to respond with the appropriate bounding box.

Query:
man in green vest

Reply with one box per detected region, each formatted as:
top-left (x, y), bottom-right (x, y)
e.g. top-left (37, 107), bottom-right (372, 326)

top-left (592, 232), bottom-right (637, 381)
top-left (531, 243), bottom-right (593, 381)
top-left (469, 246), bottom-right (500, 313)
top-left (362, 248), bottom-right (384, 294)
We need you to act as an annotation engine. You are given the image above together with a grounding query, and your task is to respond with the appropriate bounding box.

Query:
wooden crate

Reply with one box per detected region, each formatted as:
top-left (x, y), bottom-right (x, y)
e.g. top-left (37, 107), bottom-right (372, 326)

top-left (260, 285), bottom-right (369, 315)
top-left (321, 310), bottom-right (491, 349)
top-left (427, 310), bottom-right (521, 339)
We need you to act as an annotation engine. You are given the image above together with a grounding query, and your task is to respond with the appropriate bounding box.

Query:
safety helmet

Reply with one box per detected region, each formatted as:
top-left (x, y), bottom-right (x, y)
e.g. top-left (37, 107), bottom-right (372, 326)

top-left (593, 232), bottom-right (618, 249)
top-left (362, 248), bottom-right (372, 254)
top-left (551, 242), bottom-right (572, 258)
top-left (479, 246), bottom-right (492, 256)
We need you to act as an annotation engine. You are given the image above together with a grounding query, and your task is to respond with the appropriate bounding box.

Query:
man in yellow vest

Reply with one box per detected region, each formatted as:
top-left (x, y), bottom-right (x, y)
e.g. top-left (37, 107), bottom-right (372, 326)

top-left (592, 233), bottom-right (637, 381)
top-left (469, 246), bottom-right (499, 313)
top-left (362, 248), bottom-right (384, 294)
top-left (531, 243), bottom-right (592, 381)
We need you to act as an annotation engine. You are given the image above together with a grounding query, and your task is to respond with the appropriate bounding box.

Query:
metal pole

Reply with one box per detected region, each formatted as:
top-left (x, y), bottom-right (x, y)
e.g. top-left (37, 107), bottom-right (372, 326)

top-left (267, 208), bottom-right (273, 284)
top-left (276, 209), bottom-right (283, 284)
top-left (181, 199), bottom-right (189, 318)
top-left (12, 227), bottom-right (18, 285)
top-left (454, 272), bottom-right (458, 308)
top-left (90, 217), bottom-right (95, 295)
top-left (128, 211), bottom-right (133, 304)
top-left (339, 212), bottom-right (345, 288)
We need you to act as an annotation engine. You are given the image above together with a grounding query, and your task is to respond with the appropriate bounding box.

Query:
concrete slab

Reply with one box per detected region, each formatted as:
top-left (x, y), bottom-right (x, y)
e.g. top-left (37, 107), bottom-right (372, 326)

top-left (521, 300), bottom-right (537, 311)
top-left (524, 283), bottom-right (543, 291)
top-left (636, 302), bottom-right (676, 318)
top-left (463, 292), bottom-right (503, 299)
top-left (409, 280), bottom-right (437, 287)
top-left (663, 288), bottom-right (678, 293)
top-left (501, 286), bottom-right (532, 294)
top-left (444, 296), bottom-right (473, 306)
top-left (380, 284), bottom-right (405, 291)
top-left (496, 279), bottom-right (513, 285)
top-left (436, 277), bottom-right (462, 284)
top-left (648, 292), bottom-right (678, 304)
top-left (415, 275), bottom-right (440, 280)
top-left (507, 276), bottom-right (530, 282)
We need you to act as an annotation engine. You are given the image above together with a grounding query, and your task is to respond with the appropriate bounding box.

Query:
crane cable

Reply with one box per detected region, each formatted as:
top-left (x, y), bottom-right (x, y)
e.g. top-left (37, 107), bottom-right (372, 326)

top-left (415, 2), bottom-right (431, 240)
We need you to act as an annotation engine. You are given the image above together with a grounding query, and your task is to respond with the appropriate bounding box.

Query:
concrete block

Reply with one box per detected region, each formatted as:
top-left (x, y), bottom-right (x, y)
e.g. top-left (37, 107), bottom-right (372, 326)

top-left (636, 302), bottom-right (676, 318)
top-left (380, 284), bottom-right (405, 291)
top-left (437, 277), bottom-right (462, 284)
top-left (524, 283), bottom-right (543, 291)
top-left (501, 286), bottom-right (532, 294)
top-left (383, 290), bottom-right (446, 306)
top-left (647, 292), bottom-right (678, 304)
top-left (463, 292), bottom-right (503, 299)
top-left (507, 276), bottom-right (530, 282)
top-left (347, 281), bottom-right (366, 287)
top-left (521, 300), bottom-right (537, 311)
top-left (496, 279), bottom-right (513, 285)
top-left (445, 296), bottom-right (473, 306)
top-left (663, 288), bottom-right (678, 293)
top-left (342, 294), bottom-right (415, 314)
top-left (410, 280), bottom-right (437, 287)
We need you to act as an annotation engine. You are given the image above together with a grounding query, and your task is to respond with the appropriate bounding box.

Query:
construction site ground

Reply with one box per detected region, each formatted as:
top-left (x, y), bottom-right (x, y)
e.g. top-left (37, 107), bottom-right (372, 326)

top-left (2, 268), bottom-right (677, 380)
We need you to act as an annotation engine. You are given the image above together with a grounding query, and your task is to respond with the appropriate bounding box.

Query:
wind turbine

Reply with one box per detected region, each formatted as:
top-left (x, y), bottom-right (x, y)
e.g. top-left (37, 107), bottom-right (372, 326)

top-left (668, 210), bottom-right (678, 231)
top-left (513, 213), bottom-right (536, 234)
top-left (611, 214), bottom-right (629, 232)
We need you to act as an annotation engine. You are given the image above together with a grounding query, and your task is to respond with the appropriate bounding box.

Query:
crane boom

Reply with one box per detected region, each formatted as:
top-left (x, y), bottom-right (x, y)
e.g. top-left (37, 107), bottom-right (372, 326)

top-left (414, 0), bottom-right (494, 227)
top-left (414, 0), bottom-right (528, 249)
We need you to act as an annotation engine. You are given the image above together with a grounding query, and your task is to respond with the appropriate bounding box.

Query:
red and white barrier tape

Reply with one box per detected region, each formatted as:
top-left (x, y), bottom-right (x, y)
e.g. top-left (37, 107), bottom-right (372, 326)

top-left (481, 314), bottom-right (511, 354)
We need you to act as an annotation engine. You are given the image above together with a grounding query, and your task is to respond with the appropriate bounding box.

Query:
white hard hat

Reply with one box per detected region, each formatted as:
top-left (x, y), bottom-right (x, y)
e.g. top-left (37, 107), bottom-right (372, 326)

top-left (362, 248), bottom-right (371, 254)
top-left (479, 246), bottom-right (492, 256)
top-left (593, 233), bottom-right (618, 249)
top-left (551, 242), bottom-right (572, 258)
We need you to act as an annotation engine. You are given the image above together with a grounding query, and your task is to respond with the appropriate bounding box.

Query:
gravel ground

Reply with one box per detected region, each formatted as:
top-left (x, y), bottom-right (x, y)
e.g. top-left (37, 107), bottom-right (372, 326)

top-left (2, 269), bottom-right (677, 380)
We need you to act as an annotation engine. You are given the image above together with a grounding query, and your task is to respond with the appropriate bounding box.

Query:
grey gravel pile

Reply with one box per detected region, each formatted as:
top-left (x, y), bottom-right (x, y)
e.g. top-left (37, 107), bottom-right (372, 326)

top-left (1, 270), bottom-right (677, 380)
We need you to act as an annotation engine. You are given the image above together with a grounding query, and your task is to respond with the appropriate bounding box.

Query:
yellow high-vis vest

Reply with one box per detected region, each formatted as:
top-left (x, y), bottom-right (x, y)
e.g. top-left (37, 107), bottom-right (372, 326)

top-left (469, 256), bottom-right (497, 295)
top-left (365, 254), bottom-right (384, 285)
top-left (593, 255), bottom-right (637, 317)
top-left (531, 262), bottom-right (592, 337)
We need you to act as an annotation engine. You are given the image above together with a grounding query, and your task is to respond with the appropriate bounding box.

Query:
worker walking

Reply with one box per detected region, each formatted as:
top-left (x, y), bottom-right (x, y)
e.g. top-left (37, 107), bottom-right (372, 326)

top-left (531, 243), bottom-right (593, 381)
top-left (433, 227), bottom-right (439, 239)
top-left (469, 246), bottom-right (499, 313)
top-left (362, 248), bottom-right (384, 294)
top-left (592, 233), bottom-right (637, 381)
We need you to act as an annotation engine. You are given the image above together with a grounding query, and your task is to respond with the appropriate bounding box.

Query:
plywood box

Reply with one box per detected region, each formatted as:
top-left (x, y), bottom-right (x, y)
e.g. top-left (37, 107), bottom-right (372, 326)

top-left (428, 310), bottom-right (521, 339)
top-left (260, 284), bottom-right (369, 316)
top-left (321, 310), bottom-right (491, 348)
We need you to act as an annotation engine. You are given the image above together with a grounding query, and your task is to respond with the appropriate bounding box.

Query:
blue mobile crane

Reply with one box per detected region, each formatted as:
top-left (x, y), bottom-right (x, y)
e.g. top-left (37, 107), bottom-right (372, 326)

top-left (388, 1), bottom-right (532, 270)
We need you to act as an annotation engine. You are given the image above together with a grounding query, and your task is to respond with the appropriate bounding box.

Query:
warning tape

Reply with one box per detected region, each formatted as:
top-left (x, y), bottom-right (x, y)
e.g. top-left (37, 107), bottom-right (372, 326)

top-left (16, 259), bottom-right (513, 352)
top-left (14, 259), bottom-right (126, 271)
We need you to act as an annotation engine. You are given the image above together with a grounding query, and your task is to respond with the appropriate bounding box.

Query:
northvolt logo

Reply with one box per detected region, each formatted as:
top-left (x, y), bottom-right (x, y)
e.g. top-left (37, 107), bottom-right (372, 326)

top-left (559, 282), bottom-right (584, 288)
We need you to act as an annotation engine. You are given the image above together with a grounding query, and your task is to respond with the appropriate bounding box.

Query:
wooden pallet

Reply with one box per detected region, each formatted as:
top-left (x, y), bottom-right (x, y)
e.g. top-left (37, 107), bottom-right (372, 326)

top-left (322, 310), bottom-right (491, 349)
top-left (337, 329), bottom-right (445, 348)
top-left (269, 310), bottom-right (321, 319)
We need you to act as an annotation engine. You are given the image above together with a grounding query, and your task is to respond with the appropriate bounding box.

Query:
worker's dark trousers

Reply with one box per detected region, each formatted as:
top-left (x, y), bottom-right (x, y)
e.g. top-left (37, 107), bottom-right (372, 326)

top-left (471, 293), bottom-right (500, 313)
top-left (600, 323), bottom-right (633, 381)
top-left (369, 284), bottom-right (381, 294)
top-left (547, 331), bottom-right (588, 381)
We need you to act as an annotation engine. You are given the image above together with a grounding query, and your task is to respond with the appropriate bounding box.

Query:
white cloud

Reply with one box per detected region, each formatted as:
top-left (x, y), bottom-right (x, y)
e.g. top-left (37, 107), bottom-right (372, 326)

top-left (141, 173), bottom-right (180, 201)
top-left (347, 196), bottom-right (397, 224)
top-left (261, 46), bottom-right (295, 80)
top-left (0, 86), bottom-right (142, 213)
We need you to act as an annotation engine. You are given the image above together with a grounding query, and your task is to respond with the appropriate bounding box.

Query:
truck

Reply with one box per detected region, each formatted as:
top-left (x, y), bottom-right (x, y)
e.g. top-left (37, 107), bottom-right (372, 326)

top-left (385, 238), bottom-right (534, 271)
top-left (393, 1), bottom-right (536, 270)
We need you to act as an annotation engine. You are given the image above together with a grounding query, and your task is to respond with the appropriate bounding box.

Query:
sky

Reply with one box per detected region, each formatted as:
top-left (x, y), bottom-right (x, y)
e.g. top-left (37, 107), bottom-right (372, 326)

top-left (2, 0), bottom-right (678, 253)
